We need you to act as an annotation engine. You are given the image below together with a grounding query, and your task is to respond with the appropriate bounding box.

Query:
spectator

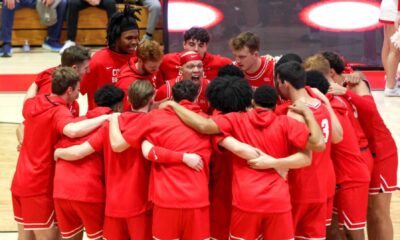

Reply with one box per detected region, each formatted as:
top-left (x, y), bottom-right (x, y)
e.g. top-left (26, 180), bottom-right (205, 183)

top-left (59, 0), bottom-right (117, 53)
top-left (140, 0), bottom-right (162, 42)
top-left (0, 0), bottom-right (67, 57)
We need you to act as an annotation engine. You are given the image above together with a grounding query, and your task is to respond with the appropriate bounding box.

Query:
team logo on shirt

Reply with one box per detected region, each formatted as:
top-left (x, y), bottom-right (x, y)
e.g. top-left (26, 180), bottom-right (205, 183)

top-left (112, 69), bottom-right (120, 83)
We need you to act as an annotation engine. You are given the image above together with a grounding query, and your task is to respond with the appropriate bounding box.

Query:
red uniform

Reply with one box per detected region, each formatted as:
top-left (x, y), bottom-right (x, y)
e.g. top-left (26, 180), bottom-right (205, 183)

top-left (88, 111), bottom-right (152, 240)
top-left (116, 57), bottom-right (161, 112)
top-left (158, 52), bottom-right (232, 82)
top-left (212, 108), bottom-right (310, 239)
top-left (35, 67), bottom-right (79, 117)
top-left (288, 91), bottom-right (334, 239)
top-left (339, 92), bottom-right (375, 174)
top-left (53, 107), bottom-right (110, 239)
top-left (80, 48), bottom-right (134, 110)
top-left (235, 55), bottom-right (275, 88)
top-left (328, 94), bottom-right (370, 230)
top-left (155, 76), bottom-right (210, 113)
top-left (122, 101), bottom-right (212, 239)
top-left (343, 91), bottom-right (398, 194)
top-left (209, 110), bottom-right (233, 240)
top-left (11, 95), bottom-right (74, 229)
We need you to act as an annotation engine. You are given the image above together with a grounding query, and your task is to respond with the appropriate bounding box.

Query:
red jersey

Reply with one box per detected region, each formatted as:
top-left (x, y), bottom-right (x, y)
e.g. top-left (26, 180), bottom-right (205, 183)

top-left (155, 76), bottom-right (210, 113)
top-left (88, 112), bottom-right (151, 217)
top-left (122, 101), bottom-right (212, 209)
top-left (53, 107), bottom-right (111, 203)
top-left (158, 52), bottom-right (232, 82)
top-left (288, 94), bottom-right (334, 203)
top-left (328, 94), bottom-right (370, 186)
top-left (80, 48), bottom-right (134, 111)
top-left (343, 91), bottom-right (397, 162)
top-left (116, 57), bottom-right (161, 111)
top-left (11, 95), bottom-right (74, 197)
top-left (212, 108), bottom-right (309, 213)
top-left (235, 56), bottom-right (275, 88)
top-left (35, 67), bottom-right (79, 117)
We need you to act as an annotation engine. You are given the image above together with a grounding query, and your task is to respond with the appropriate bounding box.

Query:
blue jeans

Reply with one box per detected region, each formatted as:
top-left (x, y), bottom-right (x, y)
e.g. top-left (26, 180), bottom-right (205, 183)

top-left (1, 0), bottom-right (67, 43)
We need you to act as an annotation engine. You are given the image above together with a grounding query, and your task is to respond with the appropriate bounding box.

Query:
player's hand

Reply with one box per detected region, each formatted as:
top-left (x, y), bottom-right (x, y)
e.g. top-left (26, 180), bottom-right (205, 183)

top-left (344, 73), bottom-right (362, 85)
top-left (16, 143), bottom-right (22, 152)
top-left (141, 140), bottom-right (153, 158)
top-left (183, 153), bottom-right (204, 171)
top-left (54, 149), bottom-right (60, 161)
top-left (288, 100), bottom-right (311, 116)
top-left (5, 0), bottom-right (18, 10)
top-left (108, 112), bottom-right (120, 121)
top-left (328, 82), bottom-right (347, 96)
top-left (158, 100), bottom-right (175, 109)
top-left (247, 149), bottom-right (276, 169)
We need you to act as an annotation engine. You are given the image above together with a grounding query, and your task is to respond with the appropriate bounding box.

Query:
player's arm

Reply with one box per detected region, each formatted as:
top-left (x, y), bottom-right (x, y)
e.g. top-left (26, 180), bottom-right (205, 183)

top-left (109, 113), bottom-right (130, 152)
top-left (310, 88), bottom-right (343, 144)
top-left (248, 149), bottom-right (311, 170)
top-left (218, 136), bottom-right (259, 159)
top-left (287, 100), bottom-right (326, 151)
top-left (63, 114), bottom-right (109, 138)
top-left (24, 82), bottom-right (38, 102)
top-left (160, 101), bottom-right (220, 134)
top-left (330, 81), bottom-right (374, 115)
top-left (141, 140), bottom-right (204, 171)
top-left (54, 142), bottom-right (95, 161)
top-left (218, 136), bottom-right (288, 177)
top-left (16, 123), bottom-right (24, 151)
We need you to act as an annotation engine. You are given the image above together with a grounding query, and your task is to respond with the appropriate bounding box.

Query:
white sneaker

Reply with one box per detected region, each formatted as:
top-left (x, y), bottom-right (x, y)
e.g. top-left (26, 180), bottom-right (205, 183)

top-left (384, 87), bottom-right (400, 97)
top-left (59, 40), bottom-right (76, 54)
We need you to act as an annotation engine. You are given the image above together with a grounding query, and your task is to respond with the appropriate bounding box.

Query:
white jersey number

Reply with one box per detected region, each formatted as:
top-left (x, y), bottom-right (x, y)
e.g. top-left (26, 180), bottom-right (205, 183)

top-left (321, 118), bottom-right (329, 143)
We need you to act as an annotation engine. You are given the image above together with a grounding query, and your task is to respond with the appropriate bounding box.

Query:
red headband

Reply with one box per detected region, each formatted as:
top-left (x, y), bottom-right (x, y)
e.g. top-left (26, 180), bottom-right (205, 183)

top-left (180, 53), bottom-right (202, 65)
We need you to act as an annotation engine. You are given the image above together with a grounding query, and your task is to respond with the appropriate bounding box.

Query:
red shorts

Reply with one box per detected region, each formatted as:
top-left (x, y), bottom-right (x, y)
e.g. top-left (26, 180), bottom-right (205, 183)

top-left (369, 152), bottom-right (398, 194)
top-left (292, 202), bottom-right (327, 239)
top-left (103, 211), bottom-right (152, 240)
top-left (335, 185), bottom-right (369, 230)
top-left (152, 206), bottom-right (210, 240)
top-left (54, 198), bottom-right (104, 239)
top-left (326, 196), bottom-right (334, 226)
top-left (360, 147), bottom-right (374, 175)
top-left (12, 194), bottom-right (56, 230)
top-left (229, 207), bottom-right (294, 240)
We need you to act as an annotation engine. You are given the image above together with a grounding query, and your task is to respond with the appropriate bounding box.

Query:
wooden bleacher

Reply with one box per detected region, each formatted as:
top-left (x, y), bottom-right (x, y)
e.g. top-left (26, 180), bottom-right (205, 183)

top-left (10, 4), bottom-right (163, 46)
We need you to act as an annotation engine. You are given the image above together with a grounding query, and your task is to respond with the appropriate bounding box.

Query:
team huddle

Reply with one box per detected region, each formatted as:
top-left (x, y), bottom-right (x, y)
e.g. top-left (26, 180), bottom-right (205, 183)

top-left (12, 5), bottom-right (398, 240)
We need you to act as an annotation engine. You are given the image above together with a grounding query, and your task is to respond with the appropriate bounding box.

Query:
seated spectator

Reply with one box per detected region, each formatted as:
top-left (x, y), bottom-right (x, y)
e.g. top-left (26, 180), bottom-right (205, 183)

top-left (140, 0), bottom-right (162, 42)
top-left (59, 0), bottom-right (117, 53)
top-left (0, 0), bottom-right (67, 57)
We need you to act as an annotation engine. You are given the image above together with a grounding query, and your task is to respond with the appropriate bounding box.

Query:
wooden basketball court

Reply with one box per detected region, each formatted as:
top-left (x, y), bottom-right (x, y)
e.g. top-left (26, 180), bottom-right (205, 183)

top-left (0, 52), bottom-right (400, 239)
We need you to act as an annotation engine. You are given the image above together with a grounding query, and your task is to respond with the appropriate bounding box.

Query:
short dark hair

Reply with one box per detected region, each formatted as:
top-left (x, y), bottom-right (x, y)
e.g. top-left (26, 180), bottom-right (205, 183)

top-left (128, 80), bottom-right (155, 110)
top-left (322, 51), bottom-right (345, 75)
top-left (275, 53), bottom-right (303, 71)
top-left (253, 85), bottom-right (278, 109)
top-left (107, 4), bottom-right (140, 48)
top-left (276, 61), bottom-right (306, 90)
top-left (217, 64), bottom-right (245, 78)
top-left (61, 45), bottom-right (91, 67)
top-left (305, 70), bottom-right (330, 94)
top-left (206, 76), bottom-right (252, 113)
top-left (183, 27), bottom-right (210, 43)
top-left (172, 80), bottom-right (199, 102)
top-left (51, 67), bottom-right (80, 95)
top-left (94, 84), bottom-right (125, 108)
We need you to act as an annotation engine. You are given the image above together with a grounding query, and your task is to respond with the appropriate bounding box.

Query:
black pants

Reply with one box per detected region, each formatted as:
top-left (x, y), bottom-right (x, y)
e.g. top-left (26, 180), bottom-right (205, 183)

top-left (66, 0), bottom-right (116, 41)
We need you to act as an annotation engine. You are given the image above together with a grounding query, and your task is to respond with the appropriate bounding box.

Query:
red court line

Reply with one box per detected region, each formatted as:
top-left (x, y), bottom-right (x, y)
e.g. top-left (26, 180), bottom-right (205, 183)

top-left (0, 71), bottom-right (385, 92)
top-left (0, 74), bottom-right (36, 92)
